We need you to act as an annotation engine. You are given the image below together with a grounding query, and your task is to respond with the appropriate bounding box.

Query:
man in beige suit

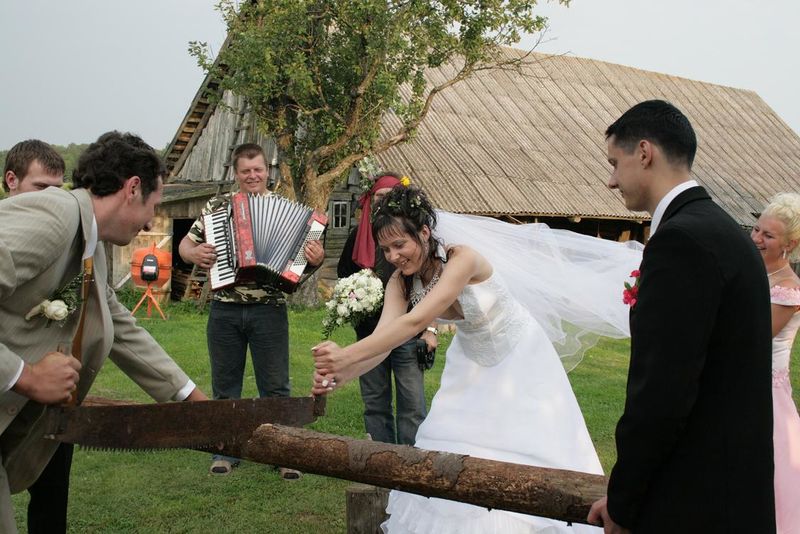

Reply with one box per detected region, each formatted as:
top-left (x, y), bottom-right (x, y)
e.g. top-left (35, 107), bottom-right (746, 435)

top-left (0, 131), bottom-right (207, 532)
top-left (3, 138), bottom-right (71, 534)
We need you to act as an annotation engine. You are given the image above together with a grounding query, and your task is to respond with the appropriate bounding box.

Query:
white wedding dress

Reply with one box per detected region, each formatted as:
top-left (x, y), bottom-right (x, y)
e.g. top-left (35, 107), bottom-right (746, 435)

top-left (382, 271), bottom-right (603, 533)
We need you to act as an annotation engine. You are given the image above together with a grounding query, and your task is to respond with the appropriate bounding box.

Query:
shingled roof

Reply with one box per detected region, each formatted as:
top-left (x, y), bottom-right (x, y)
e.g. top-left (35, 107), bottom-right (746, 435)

top-left (166, 47), bottom-right (800, 226)
top-left (374, 48), bottom-right (800, 224)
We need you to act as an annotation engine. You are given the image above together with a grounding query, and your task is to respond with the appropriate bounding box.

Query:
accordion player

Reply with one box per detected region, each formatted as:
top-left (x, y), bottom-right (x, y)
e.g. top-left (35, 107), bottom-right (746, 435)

top-left (203, 192), bottom-right (328, 293)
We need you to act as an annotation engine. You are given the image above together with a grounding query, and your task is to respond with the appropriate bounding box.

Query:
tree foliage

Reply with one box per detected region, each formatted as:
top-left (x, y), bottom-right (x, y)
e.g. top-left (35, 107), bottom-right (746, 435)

top-left (191, 0), bottom-right (568, 208)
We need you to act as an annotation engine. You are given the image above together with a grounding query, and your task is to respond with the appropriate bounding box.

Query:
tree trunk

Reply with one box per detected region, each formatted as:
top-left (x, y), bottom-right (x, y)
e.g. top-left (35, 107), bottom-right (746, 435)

top-left (286, 269), bottom-right (320, 307)
top-left (346, 483), bottom-right (389, 534)
top-left (244, 424), bottom-right (606, 526)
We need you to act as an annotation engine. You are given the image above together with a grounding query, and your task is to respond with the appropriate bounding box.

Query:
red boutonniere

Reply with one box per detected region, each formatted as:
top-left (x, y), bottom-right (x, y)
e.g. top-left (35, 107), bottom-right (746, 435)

top-left (623, 269), bottom-right (641, 307)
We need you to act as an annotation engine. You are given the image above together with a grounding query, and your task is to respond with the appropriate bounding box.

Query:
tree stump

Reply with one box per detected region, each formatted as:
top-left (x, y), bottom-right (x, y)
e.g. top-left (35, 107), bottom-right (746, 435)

top-left (346, 483), bottom-right (389, 534)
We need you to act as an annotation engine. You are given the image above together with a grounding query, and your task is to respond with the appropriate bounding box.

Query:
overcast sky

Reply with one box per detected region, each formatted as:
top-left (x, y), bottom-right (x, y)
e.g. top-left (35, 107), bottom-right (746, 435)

top-left (1, 0), bottom-right (797, 151)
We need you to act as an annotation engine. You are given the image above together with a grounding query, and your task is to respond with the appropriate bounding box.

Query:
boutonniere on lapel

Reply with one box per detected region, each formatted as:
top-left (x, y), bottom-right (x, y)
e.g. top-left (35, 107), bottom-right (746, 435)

top-left (25, 271), bottom-right (84, 327)
top-left (622, 269), bottom-right (641, 307)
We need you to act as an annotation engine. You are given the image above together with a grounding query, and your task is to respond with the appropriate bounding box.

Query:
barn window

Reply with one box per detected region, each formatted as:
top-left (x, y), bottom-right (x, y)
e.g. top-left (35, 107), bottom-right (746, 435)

top-left (330, 201), bottom-right (349, 229)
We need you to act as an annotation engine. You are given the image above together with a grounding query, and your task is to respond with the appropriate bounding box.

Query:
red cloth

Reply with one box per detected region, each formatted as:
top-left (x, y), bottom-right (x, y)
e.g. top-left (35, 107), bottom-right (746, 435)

top-left (352, 175), bottom-right (402, 268)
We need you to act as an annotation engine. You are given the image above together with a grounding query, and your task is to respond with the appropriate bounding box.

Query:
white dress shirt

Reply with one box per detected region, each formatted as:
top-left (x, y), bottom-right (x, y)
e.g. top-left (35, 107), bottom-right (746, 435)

top-left (649, 180), bottom-right (699, 237)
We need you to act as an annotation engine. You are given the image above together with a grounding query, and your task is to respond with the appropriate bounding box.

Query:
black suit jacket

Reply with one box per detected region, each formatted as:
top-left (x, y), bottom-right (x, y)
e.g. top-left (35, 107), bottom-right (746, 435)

top-left (607, 186), bottom-right (775, 533)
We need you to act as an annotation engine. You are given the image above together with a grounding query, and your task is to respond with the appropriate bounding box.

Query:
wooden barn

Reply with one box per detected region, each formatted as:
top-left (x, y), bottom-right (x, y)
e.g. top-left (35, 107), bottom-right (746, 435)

top-left (108, 47), bottom-right (800, 302)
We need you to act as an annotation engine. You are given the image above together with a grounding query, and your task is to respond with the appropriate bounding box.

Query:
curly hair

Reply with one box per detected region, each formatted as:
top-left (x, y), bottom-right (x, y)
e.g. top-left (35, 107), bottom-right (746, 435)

top-left (762, 192), bottom-right (800, 263)
top-left (372, 185), bottom-right (445, 300)
top-left (72, 131), bottom-right (165, 198)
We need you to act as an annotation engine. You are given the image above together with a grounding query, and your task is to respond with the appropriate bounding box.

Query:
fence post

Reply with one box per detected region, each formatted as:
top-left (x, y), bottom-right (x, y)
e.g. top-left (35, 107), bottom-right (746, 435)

top-left (346, 483), bottom-right (389, 534)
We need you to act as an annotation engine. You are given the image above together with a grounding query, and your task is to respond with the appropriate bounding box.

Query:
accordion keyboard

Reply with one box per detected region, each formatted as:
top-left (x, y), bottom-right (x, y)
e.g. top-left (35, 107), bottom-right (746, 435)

top-left (286, 216), bottom-right (327, 278)
top-left (203, 209), bottom-right (237, 289)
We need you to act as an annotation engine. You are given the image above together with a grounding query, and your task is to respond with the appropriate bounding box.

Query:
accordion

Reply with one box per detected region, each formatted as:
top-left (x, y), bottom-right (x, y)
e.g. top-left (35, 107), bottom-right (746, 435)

top-left (203, 192), bottom-right (328, 293)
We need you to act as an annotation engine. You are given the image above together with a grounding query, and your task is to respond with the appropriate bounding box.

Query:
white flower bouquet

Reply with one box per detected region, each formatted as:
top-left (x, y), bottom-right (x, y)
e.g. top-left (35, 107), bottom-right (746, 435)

top-left (322, 269), bottom-right (384, 339)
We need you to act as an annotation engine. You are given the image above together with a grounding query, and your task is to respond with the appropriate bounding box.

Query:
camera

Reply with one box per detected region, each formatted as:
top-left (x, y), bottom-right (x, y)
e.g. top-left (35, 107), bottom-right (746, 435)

top-left (415, 338), bottom-right (435, 371)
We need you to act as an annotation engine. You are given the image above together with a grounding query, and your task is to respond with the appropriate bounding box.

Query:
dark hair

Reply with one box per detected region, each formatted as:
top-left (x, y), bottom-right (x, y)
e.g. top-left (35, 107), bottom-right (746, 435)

top-left (72, 131), bottom-right (165, 198)
top-left (606, 100), bottom-right (697, 169)
top-left (232, 143), bottom-right (266, 172)
top-left (372, 185), bottom-right (444, 300)
top-left (3, 139), bottom-right (65, 192)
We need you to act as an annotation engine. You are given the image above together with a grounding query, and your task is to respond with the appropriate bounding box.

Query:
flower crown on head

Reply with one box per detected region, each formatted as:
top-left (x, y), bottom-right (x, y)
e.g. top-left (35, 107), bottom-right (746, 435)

top-left (373, 185), bottom-right (430, 224)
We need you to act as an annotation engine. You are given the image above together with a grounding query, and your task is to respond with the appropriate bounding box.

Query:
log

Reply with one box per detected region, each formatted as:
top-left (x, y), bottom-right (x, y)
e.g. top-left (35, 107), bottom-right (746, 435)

top-left (244, 424), bottom-right (606, 526)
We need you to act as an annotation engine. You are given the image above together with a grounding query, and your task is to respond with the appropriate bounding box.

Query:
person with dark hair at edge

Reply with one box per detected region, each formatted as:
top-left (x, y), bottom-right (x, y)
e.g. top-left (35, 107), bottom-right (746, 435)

top-left (588, 100), bottom-right (775, 533)
top-left (0, 132), bottom-right (208, 533)
top-left (3, 138), bottom-right (72, 534)
top-left (3, 139), bottom-right (65, 195)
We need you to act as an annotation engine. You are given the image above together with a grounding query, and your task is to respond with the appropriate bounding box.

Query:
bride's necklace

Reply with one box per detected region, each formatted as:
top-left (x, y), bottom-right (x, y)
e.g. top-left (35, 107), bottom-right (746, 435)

top-left (768, 264), bottom-right (790, 277)
top-left (410, 263), bottom-right (442, 307)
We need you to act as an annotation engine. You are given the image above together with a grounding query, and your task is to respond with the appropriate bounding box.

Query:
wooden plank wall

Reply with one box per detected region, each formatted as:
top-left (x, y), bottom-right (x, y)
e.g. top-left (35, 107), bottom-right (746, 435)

top-left (176, 90), bottom-right (277, 184)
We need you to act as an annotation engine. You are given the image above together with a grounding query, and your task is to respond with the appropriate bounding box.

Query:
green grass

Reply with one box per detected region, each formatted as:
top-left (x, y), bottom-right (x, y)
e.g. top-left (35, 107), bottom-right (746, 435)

top-left (11, 300), bottom-right (800, 532)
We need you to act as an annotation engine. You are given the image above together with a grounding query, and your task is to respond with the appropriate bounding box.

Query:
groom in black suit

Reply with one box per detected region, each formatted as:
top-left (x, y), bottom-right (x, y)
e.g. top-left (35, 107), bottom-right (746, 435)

top-left (588, 100), bottom-right (775, 533)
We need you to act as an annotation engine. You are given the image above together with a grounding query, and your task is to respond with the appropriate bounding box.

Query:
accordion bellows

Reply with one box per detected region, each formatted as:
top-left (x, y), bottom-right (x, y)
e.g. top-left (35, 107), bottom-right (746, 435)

top-left (203, 192), bottom-right (327, 293)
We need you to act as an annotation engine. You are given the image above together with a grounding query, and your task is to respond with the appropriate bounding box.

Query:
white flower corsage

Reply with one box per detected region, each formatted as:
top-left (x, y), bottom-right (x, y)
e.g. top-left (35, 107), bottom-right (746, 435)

top-left (25, 272), bottom-right (83, 327)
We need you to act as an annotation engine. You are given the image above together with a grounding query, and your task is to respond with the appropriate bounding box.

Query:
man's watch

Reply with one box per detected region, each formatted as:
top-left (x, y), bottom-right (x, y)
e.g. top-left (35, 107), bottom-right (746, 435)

top-left (426, 326), bottom-right (438, 336)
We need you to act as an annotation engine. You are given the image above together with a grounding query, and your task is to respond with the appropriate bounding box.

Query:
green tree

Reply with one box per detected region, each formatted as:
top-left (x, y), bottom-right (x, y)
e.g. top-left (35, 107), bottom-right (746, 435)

top-left (191, 0), bottom-right (567, 208)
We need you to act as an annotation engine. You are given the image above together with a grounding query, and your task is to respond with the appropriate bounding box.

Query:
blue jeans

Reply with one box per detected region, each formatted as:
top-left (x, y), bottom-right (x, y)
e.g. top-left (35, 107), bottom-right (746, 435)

top-left (207, 300), bottom-right (290, 400)
top-left (358, 338), bottom-right (427, 445)
top-left (207, 300), bottom-right (289, 465)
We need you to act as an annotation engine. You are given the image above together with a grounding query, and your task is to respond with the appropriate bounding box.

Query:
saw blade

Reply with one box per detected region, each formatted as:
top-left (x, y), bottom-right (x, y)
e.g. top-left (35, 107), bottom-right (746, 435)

top-left (42, 396), bottom-right (325, 451)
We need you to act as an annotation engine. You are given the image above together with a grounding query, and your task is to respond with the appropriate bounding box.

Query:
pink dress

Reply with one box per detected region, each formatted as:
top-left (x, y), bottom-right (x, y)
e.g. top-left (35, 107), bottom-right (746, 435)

top-left (770, 285), bottom-right (800, 534)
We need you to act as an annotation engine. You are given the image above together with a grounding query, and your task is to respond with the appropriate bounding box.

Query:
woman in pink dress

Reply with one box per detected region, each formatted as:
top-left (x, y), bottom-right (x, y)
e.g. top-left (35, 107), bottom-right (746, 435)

top-left (751, 192), bottom-right (800, 533)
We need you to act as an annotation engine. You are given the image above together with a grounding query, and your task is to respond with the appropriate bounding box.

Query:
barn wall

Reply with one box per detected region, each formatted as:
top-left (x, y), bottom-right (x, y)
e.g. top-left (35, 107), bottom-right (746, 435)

top-left (175, 90), bottom-right (277, 184)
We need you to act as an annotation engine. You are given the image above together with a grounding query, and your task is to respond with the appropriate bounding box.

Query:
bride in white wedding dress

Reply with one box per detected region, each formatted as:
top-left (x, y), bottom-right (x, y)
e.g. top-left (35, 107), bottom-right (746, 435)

top-left (312, 186), bottom-right (642, 533)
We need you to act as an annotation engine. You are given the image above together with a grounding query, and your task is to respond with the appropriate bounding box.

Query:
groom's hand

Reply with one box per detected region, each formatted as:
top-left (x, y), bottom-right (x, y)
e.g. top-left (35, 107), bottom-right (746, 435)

top-left (588, 496), bottom-right (630, 534)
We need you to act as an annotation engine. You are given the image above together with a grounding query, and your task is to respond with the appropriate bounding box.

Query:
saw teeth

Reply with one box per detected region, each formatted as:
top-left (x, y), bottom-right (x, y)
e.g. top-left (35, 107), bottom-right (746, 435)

top-left (78, 444), bottom-right (223, 453)
top-left (78, 445), bottom-right (168, 453)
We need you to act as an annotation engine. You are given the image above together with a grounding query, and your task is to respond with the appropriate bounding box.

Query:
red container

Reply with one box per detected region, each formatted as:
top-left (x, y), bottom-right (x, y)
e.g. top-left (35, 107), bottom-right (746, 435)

top-left (131, 243), bottom-right (171, 288)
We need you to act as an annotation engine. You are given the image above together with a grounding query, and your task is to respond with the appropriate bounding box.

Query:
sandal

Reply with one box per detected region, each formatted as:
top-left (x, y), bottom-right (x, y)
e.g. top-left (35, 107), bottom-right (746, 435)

top-left (210, 459), bottom-right (234, 475)
top-left (278, 467), bottom-right (302, 480)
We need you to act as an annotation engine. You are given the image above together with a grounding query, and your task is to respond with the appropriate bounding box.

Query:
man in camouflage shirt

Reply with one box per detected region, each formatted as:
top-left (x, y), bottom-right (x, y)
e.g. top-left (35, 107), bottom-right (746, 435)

top-left (179, 143), bottom-right (324, 477)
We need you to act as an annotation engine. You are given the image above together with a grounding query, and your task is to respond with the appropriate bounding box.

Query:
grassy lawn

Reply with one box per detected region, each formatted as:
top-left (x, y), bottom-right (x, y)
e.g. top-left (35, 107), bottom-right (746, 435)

top-left (11, 298), bottom-right (800, 533)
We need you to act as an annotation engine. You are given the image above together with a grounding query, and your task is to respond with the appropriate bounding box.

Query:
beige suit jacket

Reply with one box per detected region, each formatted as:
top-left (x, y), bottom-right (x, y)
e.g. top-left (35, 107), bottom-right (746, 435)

top-left (0, 187), bottom-right (190, 496)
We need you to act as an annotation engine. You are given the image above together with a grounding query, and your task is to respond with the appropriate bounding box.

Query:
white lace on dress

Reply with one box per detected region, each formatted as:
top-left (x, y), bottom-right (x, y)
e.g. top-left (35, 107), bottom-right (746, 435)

top-left (450, 273), bottom-right (528, 366)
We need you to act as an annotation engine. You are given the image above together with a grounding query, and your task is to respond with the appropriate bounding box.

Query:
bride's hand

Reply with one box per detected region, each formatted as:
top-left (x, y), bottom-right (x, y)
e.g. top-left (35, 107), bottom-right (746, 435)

top-left (311, 370), bottom-right (337, 396)
top-left (312, 340), bottom-right (347, 375)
